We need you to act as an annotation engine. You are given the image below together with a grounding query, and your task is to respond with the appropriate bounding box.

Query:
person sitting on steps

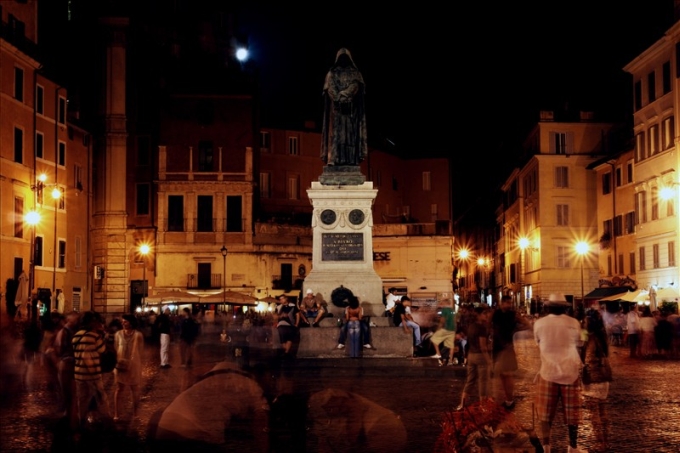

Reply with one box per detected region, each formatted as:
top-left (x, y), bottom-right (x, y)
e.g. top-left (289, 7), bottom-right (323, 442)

top-left (393, 296), bottom-right (421, 355)
top-left (298, 289), bottom-right (325, 327)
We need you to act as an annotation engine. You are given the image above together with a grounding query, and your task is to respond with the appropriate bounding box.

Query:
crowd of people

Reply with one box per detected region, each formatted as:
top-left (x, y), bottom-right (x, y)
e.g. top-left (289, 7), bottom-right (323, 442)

top-left (3, 287), bottom-right (680, 451)
top-left (1, 305), bottom-right (208, 442)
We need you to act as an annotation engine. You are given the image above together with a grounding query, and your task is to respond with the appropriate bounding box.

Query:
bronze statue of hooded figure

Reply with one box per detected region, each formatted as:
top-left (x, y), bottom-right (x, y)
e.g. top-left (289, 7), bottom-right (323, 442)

top-left (321, 48), bottom-right (368, 167)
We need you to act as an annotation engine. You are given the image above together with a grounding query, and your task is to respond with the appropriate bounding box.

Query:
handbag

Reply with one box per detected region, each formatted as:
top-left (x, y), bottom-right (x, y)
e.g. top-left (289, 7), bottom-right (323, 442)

top-left (581, 357), bottom-right (614, 385)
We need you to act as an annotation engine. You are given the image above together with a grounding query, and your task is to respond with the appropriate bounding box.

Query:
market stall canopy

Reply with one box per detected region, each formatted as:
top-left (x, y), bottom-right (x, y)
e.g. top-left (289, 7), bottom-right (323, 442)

top-left (585, 286), bottom-right (633, 301)
top-left (258, 296), bottom-right (279, 304)
top-left (198, 290), bottom-right (258, 305)
top-left (655, 286), bottom-right (680, 300)
top-left (146, 290), bottom-right (200, 304)
top-left (599, 289), bottom-right (648, 302)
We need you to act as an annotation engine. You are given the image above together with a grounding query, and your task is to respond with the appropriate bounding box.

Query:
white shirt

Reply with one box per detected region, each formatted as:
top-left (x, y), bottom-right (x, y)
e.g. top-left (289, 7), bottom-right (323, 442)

top-left (534, 314), bottom-right (582, 385)
top-left (627, 310), bottom-right (640, 334)
top-left (385, 293), bottom-right (401, 311)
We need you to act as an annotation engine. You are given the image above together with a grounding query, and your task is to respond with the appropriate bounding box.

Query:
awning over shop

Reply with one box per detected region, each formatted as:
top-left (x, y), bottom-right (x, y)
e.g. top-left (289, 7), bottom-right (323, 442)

top-left (584, 286), bottom-right (633, 300)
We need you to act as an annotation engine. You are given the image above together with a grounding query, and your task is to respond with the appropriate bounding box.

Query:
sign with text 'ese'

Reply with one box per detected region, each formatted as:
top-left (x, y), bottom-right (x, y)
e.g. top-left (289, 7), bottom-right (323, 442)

top-left (321, 233), bottom-right (364, 261)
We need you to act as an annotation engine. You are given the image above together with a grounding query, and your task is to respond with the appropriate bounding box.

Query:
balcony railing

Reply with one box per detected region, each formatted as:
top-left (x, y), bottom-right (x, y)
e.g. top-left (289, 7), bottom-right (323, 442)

top-left (164, 218), bottom-right (245, 232)
top-left (186, 273), bottom-right (222, 289)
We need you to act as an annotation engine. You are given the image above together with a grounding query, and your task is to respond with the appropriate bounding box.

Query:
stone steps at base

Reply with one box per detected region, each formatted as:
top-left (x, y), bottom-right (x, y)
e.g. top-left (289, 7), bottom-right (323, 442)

top-left (296, 325), bottom-right (413, 358)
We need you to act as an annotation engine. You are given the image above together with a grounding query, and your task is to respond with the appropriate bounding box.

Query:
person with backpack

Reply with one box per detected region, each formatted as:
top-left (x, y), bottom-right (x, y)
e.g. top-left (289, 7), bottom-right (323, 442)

top-left (179, 308), bottom-right (200, 367)
top-left (276, 295), bottom-right (300, 358)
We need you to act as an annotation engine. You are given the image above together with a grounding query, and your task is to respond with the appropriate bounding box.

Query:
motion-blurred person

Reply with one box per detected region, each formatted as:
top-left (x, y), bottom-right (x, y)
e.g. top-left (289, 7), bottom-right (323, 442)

top-left (582, 304), bottom-right (613, 453)
top-left (492, 294), bottom-right (531, 409)
top-left (179, 308), bottom-right (200, 367)
top-left (430, 299), bottom-right (456, 364)
top-left (457, 307), bottom-right (492, 410)
top-left (307, 388), bottom-right (407, 453)
top-left (72, 311), bottom-right (111, 429)
top-left (393, 296), bottom-right (421, 353)
top-left (149, 361), bottom-right (269, 450)
top-left (654, 311), bottom-right (674, 357)
top-left (639, 306), bottom-right (657, 357)
top-left (54, 311), bottom-right (80, 427)
top-left (533, 293), bottom-right (586, 453)
top-left (626, 304), bottom-right (640, 357)
top-left (155, 308), bottom-right (173, 368)
top-left (113, 314), bottom-right (145, 421)
top-left (20, 306), bottom-right (43, 391)
top-left (276, 295), bottom-right (300, 358)
top-left (41, 311), bottom-right (64, 397)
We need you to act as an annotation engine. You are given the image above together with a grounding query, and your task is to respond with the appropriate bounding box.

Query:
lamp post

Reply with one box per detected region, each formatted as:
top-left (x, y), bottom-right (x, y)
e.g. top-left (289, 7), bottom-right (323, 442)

top-left (221, 245), bottom-right (228, 311)
top-left (51, 186), bottom-right (62, 313)
top-left (139, 244), bottom-right (150, 310)
top-left (459, 249), bottom-right (469, 301)
top-left (519, 237), bottom-right (530, 309)
top-left (575, 241), bottom-right (590, 311)
top-left (25, 210), bottom-right (40, 295)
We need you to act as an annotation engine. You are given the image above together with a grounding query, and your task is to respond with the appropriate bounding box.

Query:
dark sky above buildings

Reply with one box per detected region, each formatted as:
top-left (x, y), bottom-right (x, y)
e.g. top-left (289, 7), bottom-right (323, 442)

top-left (238, 1), bottom-right (677, 220)
top-left (40, 1), bottom-right (678, 219)
top-left (238, 2), bottom-right (676, 193)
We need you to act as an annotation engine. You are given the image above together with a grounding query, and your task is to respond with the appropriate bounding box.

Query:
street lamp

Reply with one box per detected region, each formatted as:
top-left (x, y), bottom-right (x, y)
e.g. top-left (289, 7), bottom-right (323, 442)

top-left (575, 241), bottom-right (590, 311)
top-left (139, 243), bottom-right (150, 309)
top-left (25, 210), bottom-right (40, 300)
top-left (221, 245), bottom-right (228, 311)
top-left (459, 249), bottom-right (469, 301)
top-left (51, 186), bottom-right (62, 313)
top-left (519, 237), bottom-right (530, 308)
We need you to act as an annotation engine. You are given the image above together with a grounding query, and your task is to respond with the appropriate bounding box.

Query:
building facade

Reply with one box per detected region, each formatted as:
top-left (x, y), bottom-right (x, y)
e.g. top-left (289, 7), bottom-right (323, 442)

top-left (624, 25), bottom-right (680, 304)
top-left (495, 112), bottom-right (616, 308)
top-left (0, 0), bottom-right (92, 323)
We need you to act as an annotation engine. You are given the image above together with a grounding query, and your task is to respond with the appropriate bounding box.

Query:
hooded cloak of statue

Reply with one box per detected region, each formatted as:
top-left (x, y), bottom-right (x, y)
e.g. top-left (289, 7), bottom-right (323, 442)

top-left (321, 48), bottom-right (368, 166)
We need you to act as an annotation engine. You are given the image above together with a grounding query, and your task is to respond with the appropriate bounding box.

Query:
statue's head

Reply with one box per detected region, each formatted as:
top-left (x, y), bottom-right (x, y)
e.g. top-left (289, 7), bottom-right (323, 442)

top-left (335, 48), bottom-right (354, 68)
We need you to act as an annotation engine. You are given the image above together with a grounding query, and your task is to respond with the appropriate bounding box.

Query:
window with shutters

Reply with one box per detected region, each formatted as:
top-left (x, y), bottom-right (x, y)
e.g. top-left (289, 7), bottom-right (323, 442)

top-left (555, 166), bottom-right (569, 188)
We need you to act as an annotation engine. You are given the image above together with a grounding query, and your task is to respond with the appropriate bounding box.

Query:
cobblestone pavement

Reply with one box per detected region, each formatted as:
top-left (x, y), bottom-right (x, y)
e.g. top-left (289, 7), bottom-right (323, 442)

top-left (1, 329), bottom-right (679, 452)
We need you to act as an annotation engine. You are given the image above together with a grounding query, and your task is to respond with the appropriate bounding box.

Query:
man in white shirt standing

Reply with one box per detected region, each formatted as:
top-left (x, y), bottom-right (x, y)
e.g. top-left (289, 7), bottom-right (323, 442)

top-left (533, 293), bottom-right (586, 453)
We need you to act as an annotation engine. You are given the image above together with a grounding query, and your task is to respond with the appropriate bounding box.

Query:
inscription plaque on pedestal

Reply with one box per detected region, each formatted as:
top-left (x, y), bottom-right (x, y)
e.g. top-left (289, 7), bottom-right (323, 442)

top-left (321, 232), bottom-right (364, 261)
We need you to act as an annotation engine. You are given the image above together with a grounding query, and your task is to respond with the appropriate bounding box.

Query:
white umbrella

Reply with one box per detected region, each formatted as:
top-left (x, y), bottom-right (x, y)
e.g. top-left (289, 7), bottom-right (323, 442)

top-left (656, 286), bottom-right (680, 301)
top-left (599, 289), bottom-right (648, 302)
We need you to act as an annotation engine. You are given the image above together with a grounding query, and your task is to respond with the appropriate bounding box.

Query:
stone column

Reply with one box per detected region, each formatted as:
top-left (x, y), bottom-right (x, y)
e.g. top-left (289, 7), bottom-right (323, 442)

top-left (92, 17), bottom-right (130, 316)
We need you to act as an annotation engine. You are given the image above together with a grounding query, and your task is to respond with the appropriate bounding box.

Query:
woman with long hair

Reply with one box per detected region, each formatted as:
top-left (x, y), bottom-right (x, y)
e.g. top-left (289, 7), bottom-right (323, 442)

top-left (582, 306), bottom-right (613, 453)
top-left (113, 314), bottom-right (144, 421)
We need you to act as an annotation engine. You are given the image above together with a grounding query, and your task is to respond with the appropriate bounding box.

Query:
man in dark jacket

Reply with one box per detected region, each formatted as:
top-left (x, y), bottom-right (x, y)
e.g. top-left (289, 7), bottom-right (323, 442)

top-left (179, 308), bottom-right (199, 367)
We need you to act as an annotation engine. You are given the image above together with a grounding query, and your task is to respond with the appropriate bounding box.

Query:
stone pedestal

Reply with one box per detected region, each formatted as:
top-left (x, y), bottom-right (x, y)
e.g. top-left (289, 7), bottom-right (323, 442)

top-left (304, 182), bottom-right (383, 317)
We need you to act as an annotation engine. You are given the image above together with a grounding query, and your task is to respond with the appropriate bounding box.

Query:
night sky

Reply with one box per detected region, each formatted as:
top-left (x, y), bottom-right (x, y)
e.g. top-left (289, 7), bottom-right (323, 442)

top-left (222, 1), bottom-right (677, 220)
top-left (237, 2), bottom-right (676, 183)
top-left (37, 1), bottom-right (680, 219)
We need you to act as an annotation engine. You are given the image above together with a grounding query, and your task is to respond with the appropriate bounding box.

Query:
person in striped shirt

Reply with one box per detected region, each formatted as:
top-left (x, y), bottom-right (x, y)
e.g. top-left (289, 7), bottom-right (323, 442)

top-left (72, 311), bottom-right (111, 428)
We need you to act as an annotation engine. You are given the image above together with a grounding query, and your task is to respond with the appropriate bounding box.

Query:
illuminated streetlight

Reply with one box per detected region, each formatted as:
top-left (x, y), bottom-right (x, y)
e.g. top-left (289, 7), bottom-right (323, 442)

top-left (575, 241), bottom-right (590, 311)
top-left (458, 249), bottom-right (470, 301)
